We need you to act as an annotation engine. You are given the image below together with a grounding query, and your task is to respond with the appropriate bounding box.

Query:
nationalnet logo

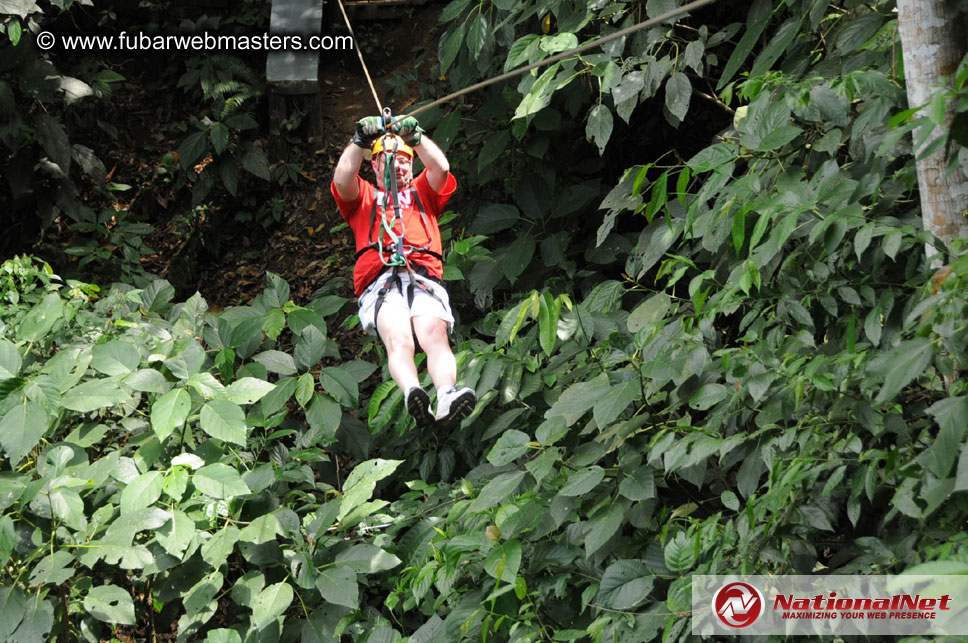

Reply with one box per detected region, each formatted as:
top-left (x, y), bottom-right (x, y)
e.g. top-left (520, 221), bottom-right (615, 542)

top-left (712, 581), bottom-right (764, 628)
top-left (693, 575), bottom-right (968, 636)
top-left (773, 590), bottom-right (952, 621)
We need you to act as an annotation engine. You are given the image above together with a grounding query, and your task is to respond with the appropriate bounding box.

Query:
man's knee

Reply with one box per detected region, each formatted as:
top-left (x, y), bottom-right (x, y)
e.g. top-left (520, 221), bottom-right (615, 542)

top-left (413, 317), bottom-right (450, 350)
top-left (383, 330), bottom-right (415, 355)
top-left (378, 309), bottom-right (415, 355)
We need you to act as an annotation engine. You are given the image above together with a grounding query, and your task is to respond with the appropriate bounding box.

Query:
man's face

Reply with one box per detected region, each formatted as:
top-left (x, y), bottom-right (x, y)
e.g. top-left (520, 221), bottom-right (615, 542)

top-left (372, 152), bottom-right (413, 190)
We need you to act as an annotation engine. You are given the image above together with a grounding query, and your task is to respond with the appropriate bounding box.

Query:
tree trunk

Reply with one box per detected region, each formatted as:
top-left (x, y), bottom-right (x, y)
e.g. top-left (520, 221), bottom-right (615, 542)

top-left (896, 0), bottom-right (968, 265)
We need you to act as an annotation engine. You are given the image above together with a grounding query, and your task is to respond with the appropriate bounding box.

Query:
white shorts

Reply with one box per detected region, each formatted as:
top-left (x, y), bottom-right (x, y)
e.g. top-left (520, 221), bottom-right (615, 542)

top-left (358, 269), bottom-right (454, 335)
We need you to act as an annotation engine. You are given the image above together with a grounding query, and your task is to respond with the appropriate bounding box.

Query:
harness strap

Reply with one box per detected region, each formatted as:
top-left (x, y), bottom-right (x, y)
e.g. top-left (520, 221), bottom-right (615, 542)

top-left (371, 265), bottom-right (446, 328)
top-left (355, 185), bottom-right (440, 261)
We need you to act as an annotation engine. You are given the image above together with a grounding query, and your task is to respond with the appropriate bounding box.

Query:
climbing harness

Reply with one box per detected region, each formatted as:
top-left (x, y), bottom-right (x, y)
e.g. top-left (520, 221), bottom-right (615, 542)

top-left (362, 107), bottom-right (448, 324)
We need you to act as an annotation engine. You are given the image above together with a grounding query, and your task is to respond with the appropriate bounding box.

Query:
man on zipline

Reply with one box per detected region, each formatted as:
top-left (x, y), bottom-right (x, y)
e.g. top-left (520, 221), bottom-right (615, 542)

top-left (331, 115), bottom-right (476, 429)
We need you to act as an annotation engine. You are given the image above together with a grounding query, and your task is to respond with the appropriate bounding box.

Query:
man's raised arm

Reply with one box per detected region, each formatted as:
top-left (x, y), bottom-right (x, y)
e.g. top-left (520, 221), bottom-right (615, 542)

top-left (414, 136), bottom-right (450, 193)
top-left (393, 117), bottom-right (450, 192)
top-left (333, 116), bottom-right (385, 201)
top-left (333, 143), bottom-right (364, 201)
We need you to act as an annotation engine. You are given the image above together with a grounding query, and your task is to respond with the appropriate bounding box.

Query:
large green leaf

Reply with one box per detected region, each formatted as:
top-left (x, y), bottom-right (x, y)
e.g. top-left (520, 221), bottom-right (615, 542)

top-left (0, 402), bottom-right (47, 468)
top-left (123, 368), bottom-right (168, 393)
top-left (872, 338), bottom-right (933, 404)
top-left (619, 465), bottom-right (656, 502)
top-left (487, 430), bottom-right (530, 466)
top-left (158, 509), bottom-right (196, 557)
top-left (253, 350), bottom-right (297, 376)
top-left (194, 463), bottom-right (251, 499)
top-left (17, 293), bottom-right (62, 343)
top-left (502, 235), bottom-right (535, 285)
top-left (663, 532), bottom-right (696, 572)
top-left (201, 524), bottom-right (241, 567)
top-left (200, 400), bottom-right (247, 445)
top-left (61, 379), bottom-right (128, 412)
top-left (0, 0), bottom-right (37, 19)
top-left (585, 503), bottom-right (625, 558)
top-left (560, 466), bottom-right (605, 497)
top-left (593, 378), bottom-right (642, 428)
top-left (319, 366), bottom-right (358, 407)
top-left (613, 71), bottom-right (645, 123)
top-left (90, 340), bottom-right (140, 376)
top-left (484, 540), bottom-right (521, 582)
top-left (922, 397), bottom-right (968, 478)
top-left (241, 144), bottom-right (270, 180)
top-left (627, 293), bottom-right (671, 333)
top-left (49, 486), bottom-right (86, 530)
top-left (471, 204), bottom-right (519, 235)
top-left (664, 73), bottom-right (691, 123)
top-left (185, 571), bottom-right (224, 616)
top-left (339, 458), bottom-right (402, 521)
top-left (151, 388), bottom-right (190, 441)
top-left (295, 326), bottom-right (326, 372)
top-left (466, 13), bottom-right (487, 58)
top-left (717, 0), bottom-right (772, 89)
top-left (0, 586), bottom-right (26, 638)
top-left (595, 560), bottom-right (653, 610)
top-left (315, 565), bottom-right (358, 609)
top-left (10, 594), bottom-right (53, 642)
top-left (477, 131), bottom-right (512, 174)
top-left (210, 122), bottom-right (229, 154)
top-left (205, 630), bottom-right (242, 643)
top-left (251, 582), bottom-right (293, 630)
top-left (261, 377), bottom-right (297, 416)
top-left (225, 377), bottom-right (275, 405)
top-left (29, 551), bottom-right (75, 587)
top-left (539, 32), bottom-right (577, 54)
top-left (689, 383), bottom-right (729, 411)
top-left (504, 34), bottom-right (539, 72)
top-left (513, 63), bottom-right (561, 120)
top-left (547, 373), bottom-right (611, 426)
top-left (334, 544), bottom-right (401, 573)
top-left (179, 130), bottom-right (209, 169)
top-left (586, 104), bottom-right (613, 155)
top-left (83, 585), bottom-right (136, 625)
top-left (0, 340), bottom-right (22, 379)
top-left (469, 471), bottom-right (526, 513)
top-left (120, 471), bottom-right (163, 515)
top-left (537, 292), bottom-right (559, 356)
top-left (306, 392), bottom-right (341, 439)
top-left (438, 18), bottom-right (465, 75)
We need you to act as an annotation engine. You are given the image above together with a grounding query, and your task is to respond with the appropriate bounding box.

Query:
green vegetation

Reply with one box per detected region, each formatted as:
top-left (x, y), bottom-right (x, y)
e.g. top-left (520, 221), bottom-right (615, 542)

top-left (2, 0), bottom-right (968, 641)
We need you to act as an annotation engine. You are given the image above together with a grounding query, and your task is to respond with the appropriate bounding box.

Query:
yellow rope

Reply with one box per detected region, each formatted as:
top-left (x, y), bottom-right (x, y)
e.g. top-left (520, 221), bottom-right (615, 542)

top-left (335, 0), bottom-right (384, 114)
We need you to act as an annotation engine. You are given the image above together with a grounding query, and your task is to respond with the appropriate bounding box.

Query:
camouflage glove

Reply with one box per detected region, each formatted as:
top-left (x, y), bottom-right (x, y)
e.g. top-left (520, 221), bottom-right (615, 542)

top-left (351, 116), bottom-right (385, 148)
top-left (392, 117), bottom-right (424, 147)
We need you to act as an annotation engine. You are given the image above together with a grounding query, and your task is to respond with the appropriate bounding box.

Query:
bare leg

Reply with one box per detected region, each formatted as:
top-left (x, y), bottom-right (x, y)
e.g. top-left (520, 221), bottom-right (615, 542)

top-left (412, 315), bottom-right (456, 392)
top-left (376, 300), bottom-right (420, 392)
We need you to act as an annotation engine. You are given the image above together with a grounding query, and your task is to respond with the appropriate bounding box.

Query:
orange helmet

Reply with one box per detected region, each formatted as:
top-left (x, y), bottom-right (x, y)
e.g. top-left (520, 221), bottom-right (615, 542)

top-left (372, 134), bottom-right (413, 158)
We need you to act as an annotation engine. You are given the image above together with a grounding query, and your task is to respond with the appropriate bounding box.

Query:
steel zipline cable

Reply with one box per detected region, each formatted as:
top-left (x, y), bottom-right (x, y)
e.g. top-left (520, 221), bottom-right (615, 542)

top-left (336, 0), bottom-right (718, 127)
top-left (335, 0), bottom-right (385, 115)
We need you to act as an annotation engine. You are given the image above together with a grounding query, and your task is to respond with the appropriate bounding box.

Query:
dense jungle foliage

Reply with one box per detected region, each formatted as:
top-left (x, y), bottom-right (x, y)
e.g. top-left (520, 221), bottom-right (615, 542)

top-left (2, 0), bottom-right (968, 641)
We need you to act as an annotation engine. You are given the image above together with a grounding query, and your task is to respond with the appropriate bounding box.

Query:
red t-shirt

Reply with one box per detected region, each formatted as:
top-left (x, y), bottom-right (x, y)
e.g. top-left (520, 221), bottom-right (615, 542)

top-left (331, 169), bottom-right (457, 295)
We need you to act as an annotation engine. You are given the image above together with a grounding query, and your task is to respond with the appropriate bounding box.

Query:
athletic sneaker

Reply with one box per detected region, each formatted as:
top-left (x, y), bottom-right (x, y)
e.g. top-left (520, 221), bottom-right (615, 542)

top-left (405, 386), bottom-right (434, 428)
top-left (435, 387), bottom-right (476, 430)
